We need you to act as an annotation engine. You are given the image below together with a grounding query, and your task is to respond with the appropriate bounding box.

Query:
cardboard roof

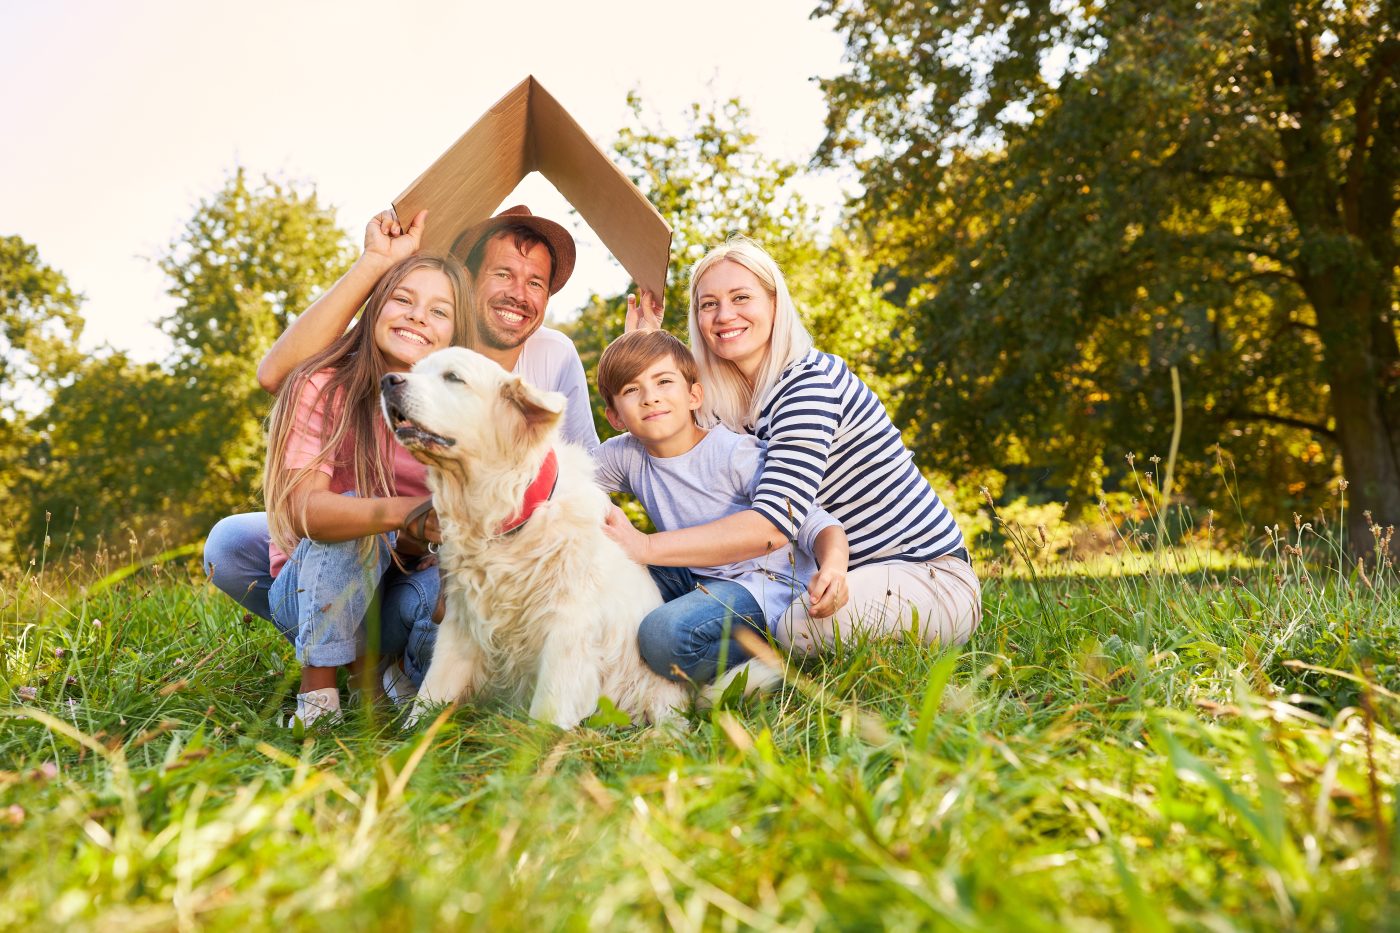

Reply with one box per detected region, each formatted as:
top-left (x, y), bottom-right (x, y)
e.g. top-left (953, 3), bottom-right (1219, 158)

top-left (393, 76), bottom-right (672, 298)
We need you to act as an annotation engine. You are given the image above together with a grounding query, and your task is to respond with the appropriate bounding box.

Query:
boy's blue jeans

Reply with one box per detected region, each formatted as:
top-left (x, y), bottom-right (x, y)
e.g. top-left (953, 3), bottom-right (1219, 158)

top-left (203, 511), bottom-right (439, 684)
top-left (640, 566), bottom-right (766, 684)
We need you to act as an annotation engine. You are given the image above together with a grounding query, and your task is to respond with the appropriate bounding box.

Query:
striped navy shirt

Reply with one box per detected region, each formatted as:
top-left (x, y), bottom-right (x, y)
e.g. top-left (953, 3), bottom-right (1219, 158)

top-left (750, 350), bottom-right (965, 569)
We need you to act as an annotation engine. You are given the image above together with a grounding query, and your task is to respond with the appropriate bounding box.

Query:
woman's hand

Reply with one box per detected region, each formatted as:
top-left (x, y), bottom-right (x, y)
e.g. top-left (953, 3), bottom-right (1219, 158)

top-left (603, 504), bottom-right (652, 564)
top-left (624, 289), bottom-right (664, 332)
top-left (364, 209), bottom-right (427, 266)
top-left (806, 565), bottom-right (849, 619)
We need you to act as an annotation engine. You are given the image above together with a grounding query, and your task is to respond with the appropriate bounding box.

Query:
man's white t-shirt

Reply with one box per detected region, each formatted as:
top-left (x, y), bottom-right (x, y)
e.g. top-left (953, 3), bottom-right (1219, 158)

top-left (513, 326), bottom-right (599, 451)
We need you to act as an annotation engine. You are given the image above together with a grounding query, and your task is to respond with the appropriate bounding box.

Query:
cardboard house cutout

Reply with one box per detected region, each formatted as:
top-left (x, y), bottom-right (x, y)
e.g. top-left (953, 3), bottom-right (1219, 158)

top-left (393, 76), bottom-right (672, 298)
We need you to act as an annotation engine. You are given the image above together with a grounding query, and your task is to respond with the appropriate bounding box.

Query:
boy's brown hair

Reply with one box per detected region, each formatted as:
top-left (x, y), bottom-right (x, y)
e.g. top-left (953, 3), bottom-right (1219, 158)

top-left (597, 329), bottom-right (700, 409)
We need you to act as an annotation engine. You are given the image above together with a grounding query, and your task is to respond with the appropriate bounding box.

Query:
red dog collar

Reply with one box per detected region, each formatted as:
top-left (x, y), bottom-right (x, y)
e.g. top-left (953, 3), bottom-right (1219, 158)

top-left (498, 449), bottom-right (559, 535)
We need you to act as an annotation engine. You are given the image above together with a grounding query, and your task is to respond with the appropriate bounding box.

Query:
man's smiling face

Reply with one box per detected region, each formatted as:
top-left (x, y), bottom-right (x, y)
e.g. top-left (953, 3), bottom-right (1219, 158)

top-left (471, 234), bottom-right (553, 354)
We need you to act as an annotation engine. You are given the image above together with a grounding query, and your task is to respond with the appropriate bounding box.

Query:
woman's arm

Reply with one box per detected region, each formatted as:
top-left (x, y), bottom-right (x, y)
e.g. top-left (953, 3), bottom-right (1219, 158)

top-left (623, 289), bottom-right (664, 332)
top-left (284, 470), bottom-right (430, 542)
top-left (256, 210), bottom-right (427, 393)
top-left (603, 505), bottom-right (787, 567)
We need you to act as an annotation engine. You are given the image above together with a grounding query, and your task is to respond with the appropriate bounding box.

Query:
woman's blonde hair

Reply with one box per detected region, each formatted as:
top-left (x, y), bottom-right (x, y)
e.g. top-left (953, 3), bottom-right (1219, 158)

top-left (263, 254), bottom-right (470, 555)
top-left (686, 236), bottom-right (813, 431)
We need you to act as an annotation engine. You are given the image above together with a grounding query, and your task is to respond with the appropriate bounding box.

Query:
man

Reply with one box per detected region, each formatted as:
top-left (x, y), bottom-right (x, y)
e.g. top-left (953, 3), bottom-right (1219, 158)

top-left (203, 205), bottom-right (599, 691)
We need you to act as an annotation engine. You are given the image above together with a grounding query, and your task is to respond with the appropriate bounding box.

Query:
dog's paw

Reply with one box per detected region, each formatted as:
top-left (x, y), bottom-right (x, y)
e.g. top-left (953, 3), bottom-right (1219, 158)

top-left (649, 712), bottom-right (692, 737)
top-left (699, 659), bottom-right (784, 710)
top-left (402, 699), bottom-right (429, 731)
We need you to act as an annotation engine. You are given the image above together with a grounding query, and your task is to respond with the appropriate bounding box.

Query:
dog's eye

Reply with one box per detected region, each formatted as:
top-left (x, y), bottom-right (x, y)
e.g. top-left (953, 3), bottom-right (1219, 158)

top-left (443, 372), bottom-right (464, 384)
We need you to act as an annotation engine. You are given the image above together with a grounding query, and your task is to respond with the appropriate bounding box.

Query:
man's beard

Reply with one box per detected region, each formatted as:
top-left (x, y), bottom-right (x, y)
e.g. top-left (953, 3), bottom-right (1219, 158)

top-left (475, 301), bottom-right (534, 351)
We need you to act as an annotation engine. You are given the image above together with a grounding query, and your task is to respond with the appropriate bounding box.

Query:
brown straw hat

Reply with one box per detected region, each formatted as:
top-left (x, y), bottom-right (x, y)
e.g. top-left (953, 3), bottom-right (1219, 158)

top-left (450, 204), bottom-right (577, 294)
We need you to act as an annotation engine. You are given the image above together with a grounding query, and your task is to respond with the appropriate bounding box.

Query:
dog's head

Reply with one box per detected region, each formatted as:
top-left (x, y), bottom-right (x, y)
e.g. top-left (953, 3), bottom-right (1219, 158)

top-left (380, 347), bottom-right (566, 465)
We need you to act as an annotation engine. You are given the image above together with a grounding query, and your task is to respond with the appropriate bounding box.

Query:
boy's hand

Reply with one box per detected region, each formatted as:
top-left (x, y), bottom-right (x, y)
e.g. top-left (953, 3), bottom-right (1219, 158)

top-left (625, 289), bottom-right (664, 332)
top-left (603, 504), bottom-right (651, 564)
top-left (806, 566), bottom-right (849, 619)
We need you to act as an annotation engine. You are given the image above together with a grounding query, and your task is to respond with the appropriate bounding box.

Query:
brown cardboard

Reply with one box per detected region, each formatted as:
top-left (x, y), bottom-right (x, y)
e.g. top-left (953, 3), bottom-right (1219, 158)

top-left (393, 76), bottom-right (672, 298)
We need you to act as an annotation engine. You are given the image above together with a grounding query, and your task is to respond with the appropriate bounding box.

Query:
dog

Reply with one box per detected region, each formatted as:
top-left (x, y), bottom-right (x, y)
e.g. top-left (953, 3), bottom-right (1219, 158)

top-left (380, 347), bottom-right (693, 729)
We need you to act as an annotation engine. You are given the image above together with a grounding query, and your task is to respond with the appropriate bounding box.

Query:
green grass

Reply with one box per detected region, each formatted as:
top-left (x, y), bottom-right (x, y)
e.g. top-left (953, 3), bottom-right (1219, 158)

top-left (1, 535), bottom-right (1397, 930)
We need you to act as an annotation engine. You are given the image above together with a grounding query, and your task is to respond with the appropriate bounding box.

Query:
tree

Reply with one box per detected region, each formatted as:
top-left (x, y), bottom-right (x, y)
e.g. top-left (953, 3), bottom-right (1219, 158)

top-left (815, 0), bottom-right (1399, 548)
top-left (155, 167), bottom-right (355, 529)
top-left (563, 94), bottom-right (904, 437)
top-left (0, 237), bottom-right (84, 561)
top-left (19, 354), bottom-right (209, 558)
top-left (13, 170), bottom-right (355, 558)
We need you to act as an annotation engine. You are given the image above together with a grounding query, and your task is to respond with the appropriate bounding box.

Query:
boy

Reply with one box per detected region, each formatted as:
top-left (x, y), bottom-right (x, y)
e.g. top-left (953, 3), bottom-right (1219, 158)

top-left (593, 330), bottom-right (849, 684)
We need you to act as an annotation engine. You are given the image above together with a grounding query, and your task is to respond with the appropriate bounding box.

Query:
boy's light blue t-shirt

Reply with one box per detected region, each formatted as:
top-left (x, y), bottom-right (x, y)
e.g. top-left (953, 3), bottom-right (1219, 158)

top-left (593, 425), bottom-right (839, 626)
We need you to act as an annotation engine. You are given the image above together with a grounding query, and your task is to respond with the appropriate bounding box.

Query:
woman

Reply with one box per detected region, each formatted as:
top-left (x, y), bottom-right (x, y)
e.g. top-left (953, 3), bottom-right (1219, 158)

top-left (264, 247), bottom-right (468, 727)
top-left (609, 237), bottom-right (980, 652)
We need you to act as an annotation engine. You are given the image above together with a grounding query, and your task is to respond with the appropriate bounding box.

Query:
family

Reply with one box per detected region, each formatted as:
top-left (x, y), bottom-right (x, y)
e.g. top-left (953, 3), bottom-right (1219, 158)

top-left (203, 205), bottom-right (982, 727)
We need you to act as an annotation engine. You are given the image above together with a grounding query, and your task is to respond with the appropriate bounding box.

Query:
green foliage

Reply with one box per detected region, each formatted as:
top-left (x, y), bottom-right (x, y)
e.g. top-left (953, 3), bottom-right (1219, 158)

top-left (13, 170), bottom-right (354, 558)
top-left (563, 94), bottom-right (904, 440)
top-left (0, 238), bottom-right (85, 563)
top-left (0, 236), bottom-right (84, 402)
top-left (153, 167), bottom-right (354, 534)
top-left (816, 0), bottom-right (1400, 545)
top-left (17, 354), bottom-right (265, 557)
top-left (158, 167), bottom-right (354, 364)
top-left (0, 527), bottom-right (1395, 928)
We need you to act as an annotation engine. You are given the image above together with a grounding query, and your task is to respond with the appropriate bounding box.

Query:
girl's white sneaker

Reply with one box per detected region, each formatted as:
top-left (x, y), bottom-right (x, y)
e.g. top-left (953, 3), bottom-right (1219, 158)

top-left (288, 686), bottom-right (341, 729)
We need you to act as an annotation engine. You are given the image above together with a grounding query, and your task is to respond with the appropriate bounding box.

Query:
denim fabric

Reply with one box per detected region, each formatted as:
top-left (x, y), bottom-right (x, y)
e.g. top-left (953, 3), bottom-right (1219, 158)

top-left (270, 536), bottom-right (392, 668)
top-left (207, 510), bottom-right (438, 679)
top-left (382, 567), bottom-right (439, 686)
top-left (203, 512), bottom-right (275, 622)
top-left (639, 566), bottom-right (766, 684)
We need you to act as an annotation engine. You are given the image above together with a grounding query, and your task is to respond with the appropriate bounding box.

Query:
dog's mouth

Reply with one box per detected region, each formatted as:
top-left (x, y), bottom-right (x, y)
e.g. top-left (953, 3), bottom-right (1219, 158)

top-left (385, 402), bottom-right (456, 450)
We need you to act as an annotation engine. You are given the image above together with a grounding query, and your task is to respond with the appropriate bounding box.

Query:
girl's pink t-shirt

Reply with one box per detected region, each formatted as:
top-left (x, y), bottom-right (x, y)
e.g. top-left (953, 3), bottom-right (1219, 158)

top-left (269, 370), bottom-right (429, 576)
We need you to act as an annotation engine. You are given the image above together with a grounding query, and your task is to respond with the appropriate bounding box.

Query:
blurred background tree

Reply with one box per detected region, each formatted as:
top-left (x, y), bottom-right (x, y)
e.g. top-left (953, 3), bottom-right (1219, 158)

top-left (152, 167), bottom-right (354, 535)
top-left (814, 0), bottom-right (1398, 550)
top-left (563, 93), bottom-right (903, 442)
top-left (0, 236), bottom-right (85, 562)
top-left (10, 169), bottom-right (353, 558)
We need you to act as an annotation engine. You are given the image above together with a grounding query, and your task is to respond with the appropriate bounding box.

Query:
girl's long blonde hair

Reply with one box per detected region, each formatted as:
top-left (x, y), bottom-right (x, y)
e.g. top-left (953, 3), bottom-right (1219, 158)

top-left (264, 254), bottom-right (471, 555)
top-left (686, 237), bottom-right (813, 432)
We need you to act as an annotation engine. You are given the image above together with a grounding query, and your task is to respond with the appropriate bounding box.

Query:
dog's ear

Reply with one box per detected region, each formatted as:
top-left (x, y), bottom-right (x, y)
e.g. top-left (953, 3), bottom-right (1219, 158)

top-left (501, 377), bottom-right (565, 446)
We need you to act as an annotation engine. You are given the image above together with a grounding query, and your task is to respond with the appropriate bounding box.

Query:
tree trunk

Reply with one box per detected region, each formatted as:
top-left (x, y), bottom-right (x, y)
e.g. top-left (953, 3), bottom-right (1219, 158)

top-left (1259, 5), bottom-right (1400, 556)
top-left (1307, 272), bottom-right (1400, 557)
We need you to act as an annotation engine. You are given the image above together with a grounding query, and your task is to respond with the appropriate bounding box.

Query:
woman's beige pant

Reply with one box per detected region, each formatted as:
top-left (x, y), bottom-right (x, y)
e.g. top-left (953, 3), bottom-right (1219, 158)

top-left (776, 554), bottom-right (981, 654)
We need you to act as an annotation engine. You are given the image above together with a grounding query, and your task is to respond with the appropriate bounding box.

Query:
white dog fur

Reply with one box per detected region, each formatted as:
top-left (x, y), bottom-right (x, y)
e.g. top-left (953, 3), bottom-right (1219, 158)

top-left (381, 346), bottom-right (696, 729)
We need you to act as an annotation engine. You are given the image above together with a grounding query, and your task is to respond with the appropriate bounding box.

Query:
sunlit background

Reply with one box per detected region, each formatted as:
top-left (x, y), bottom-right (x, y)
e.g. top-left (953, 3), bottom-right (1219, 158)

top-left (2, 0), bottom-right (850, 360)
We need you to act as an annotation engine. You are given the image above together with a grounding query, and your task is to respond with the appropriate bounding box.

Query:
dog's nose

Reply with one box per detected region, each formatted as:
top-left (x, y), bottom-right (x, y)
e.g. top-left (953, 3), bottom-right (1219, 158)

top-left (381, 373), bottom-right (406, 391)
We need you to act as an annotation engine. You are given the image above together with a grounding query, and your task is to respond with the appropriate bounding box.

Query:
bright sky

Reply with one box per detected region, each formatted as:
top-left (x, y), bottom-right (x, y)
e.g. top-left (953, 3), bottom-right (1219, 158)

top-left (1, 0), bottom-right (850, 362)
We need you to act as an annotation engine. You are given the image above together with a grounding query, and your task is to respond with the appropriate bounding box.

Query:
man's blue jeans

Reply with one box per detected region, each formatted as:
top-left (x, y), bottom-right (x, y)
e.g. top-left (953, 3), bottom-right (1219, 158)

top-left (639, 566), bottom-right (766, 684)
top-left (203, 511), bottom-right (438, 683)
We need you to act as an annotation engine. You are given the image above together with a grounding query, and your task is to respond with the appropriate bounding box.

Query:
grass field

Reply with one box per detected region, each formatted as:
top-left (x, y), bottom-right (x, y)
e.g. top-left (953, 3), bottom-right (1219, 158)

top-left (1, 523), bottom-right (1397, 930)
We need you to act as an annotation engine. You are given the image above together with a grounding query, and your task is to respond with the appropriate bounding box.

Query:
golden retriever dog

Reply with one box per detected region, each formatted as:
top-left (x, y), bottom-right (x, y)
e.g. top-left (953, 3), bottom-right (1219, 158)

top-left (380, 347), bottom-right (691, 729)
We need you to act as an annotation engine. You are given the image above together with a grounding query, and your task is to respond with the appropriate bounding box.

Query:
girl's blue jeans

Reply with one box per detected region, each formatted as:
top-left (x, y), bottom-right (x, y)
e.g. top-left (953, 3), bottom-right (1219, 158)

top-left (639, 566), bottom-right (766, 684)
top-left (203, 511), bottom-right (439, 684)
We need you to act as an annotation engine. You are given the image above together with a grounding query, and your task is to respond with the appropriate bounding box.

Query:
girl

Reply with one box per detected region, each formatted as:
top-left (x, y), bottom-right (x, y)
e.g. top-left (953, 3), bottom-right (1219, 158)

top-left (264, 249), bottom-right (469, 727)
top-left (611, 237), bottom-right (980, 653)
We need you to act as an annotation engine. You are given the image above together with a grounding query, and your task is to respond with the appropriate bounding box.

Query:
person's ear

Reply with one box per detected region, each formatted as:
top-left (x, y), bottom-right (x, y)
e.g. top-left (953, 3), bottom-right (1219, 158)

top-left (604, 406), bottom-right (627, 433)
top-left (688, 380), bottom-right (704, 412)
